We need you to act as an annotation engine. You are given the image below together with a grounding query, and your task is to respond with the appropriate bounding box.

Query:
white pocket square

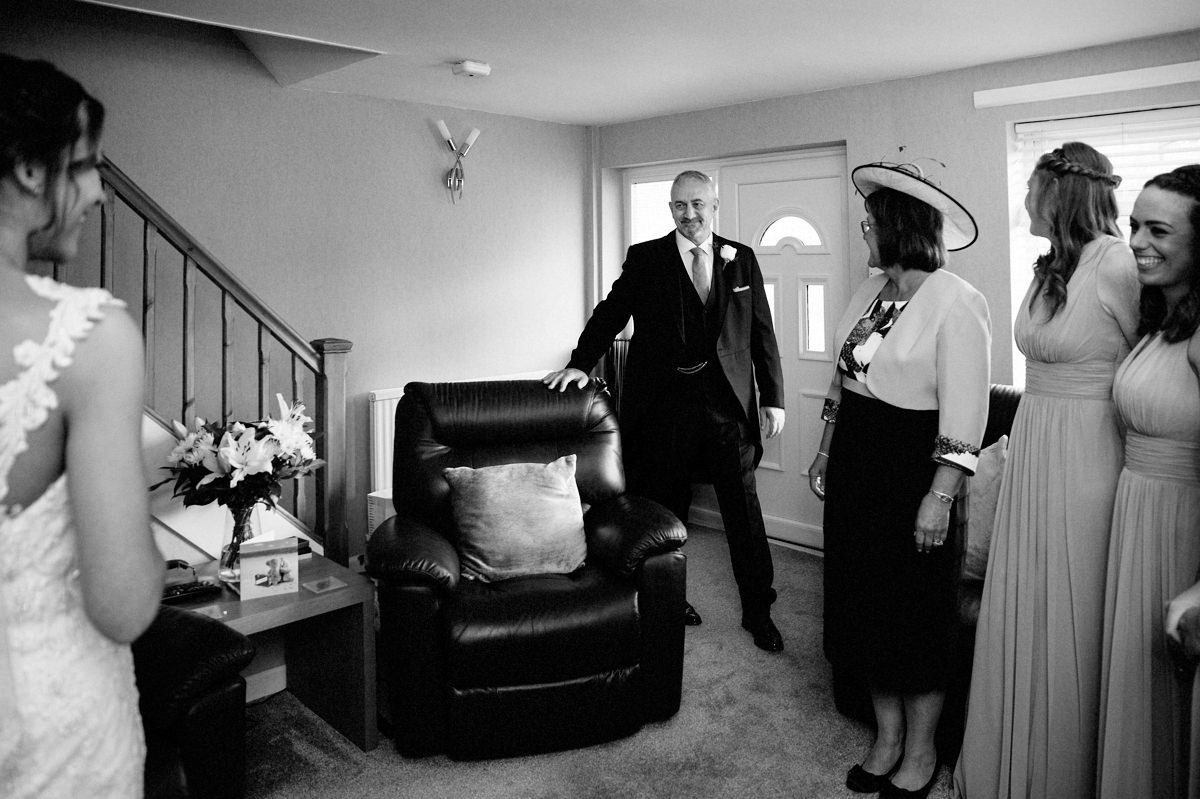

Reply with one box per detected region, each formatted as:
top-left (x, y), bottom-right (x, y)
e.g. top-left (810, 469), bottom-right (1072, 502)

top-left (732, 285), bottom-right (750, 293)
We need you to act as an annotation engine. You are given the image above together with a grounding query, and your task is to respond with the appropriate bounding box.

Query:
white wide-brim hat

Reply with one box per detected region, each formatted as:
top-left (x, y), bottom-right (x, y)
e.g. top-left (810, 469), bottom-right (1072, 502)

top-left (851, 162), bottom-right (978, 251)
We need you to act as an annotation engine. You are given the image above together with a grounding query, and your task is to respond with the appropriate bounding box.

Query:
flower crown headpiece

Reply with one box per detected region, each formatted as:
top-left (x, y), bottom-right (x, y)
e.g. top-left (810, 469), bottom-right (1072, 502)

top-left (1041, 150), bottom-right (1122, 188)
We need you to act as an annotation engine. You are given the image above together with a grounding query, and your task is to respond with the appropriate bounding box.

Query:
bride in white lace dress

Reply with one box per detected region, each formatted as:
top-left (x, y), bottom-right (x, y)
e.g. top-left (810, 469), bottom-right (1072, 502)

top-left (0, 55), bottom-right (164, 798)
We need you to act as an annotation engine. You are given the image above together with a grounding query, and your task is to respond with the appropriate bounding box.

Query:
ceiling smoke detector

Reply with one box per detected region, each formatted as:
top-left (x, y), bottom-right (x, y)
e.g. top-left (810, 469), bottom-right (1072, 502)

top-left (452, 60), bottom-right (491, 78)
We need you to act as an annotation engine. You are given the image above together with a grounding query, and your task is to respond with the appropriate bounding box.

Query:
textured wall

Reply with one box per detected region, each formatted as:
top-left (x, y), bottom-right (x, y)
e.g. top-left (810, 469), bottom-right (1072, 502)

top-left (2, 1), bottom-right (592, 545)
top-left (599, 29), bottom-right (1200, 385)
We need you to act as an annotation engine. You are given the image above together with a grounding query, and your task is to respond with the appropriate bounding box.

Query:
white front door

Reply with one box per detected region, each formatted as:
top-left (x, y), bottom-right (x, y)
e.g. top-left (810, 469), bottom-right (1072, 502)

top-left (716, 149), bottom-right (849, 551)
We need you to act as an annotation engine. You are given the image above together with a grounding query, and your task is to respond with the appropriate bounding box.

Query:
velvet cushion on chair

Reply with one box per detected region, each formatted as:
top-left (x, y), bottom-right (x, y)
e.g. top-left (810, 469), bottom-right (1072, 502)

top-left (444, 454), bottom-right (587, 582)
top-left (962, 434), bottom-right (1007, 582)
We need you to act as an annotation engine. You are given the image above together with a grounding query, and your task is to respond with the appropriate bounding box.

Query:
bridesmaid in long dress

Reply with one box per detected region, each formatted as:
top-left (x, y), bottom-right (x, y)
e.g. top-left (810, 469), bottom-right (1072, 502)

top-left (954, 143), bottom-right (1140, 798)
top-left (1099, 164), bottom-right (1200, 799)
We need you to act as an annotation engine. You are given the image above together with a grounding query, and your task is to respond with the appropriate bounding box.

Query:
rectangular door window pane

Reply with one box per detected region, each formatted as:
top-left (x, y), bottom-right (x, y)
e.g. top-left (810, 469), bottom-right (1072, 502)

top-left (803, 281), bottom-right (826, 354)
top-left (630, 181), bottom-right (674, 246)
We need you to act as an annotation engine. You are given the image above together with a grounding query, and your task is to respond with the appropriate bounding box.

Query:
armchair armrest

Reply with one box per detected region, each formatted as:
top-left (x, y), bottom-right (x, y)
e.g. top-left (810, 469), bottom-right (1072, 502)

top-left (586, 495), bottom-right (687, 577)
top-left (366, 514), bottom-right (461, 591)
top-left (131, 604), bottom-right (256, 732)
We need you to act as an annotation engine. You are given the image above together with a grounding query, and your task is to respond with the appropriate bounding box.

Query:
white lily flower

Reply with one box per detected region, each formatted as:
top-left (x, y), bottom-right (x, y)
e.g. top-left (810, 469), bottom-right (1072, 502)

top-left (269, 394), bottom-right (316, 460)
top-left (218, 428), bottom-right (277, 487)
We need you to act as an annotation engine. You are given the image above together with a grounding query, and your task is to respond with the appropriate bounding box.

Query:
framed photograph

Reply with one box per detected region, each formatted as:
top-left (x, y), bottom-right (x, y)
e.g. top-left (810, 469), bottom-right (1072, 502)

top-left (239, 536), bottom-right (300, 600)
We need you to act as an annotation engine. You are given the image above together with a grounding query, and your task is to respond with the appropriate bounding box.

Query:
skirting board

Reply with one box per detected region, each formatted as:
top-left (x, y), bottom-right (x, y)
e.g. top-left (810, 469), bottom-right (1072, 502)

top-left (688, 504), bottom-right (824, 554)
top-left (242, 628), bottom-right (287, 702)
top-left (245, 664), bottom-right (287, 703)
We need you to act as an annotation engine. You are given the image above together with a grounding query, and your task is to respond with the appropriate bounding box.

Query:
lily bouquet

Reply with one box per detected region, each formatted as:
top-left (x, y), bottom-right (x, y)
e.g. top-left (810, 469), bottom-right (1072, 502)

top-left (154, 394), bottom-right (324, 510)
top-left (153, 394), bottom-right (323, 580)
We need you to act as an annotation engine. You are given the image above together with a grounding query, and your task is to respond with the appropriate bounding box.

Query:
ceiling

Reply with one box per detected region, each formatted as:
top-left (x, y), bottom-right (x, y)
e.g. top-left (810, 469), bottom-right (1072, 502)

top-left (82, 0), bottom-right (1200, 126)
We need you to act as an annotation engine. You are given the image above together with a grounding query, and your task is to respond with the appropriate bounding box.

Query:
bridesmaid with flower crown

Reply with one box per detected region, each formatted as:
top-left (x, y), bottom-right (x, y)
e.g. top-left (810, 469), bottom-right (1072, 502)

top-left (955, 142), bottom-right (1140, 799)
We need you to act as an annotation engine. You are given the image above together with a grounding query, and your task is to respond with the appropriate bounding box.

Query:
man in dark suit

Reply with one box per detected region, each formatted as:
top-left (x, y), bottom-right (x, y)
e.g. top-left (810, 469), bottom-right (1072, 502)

top-left (544, 170), bottom-right (786, 652)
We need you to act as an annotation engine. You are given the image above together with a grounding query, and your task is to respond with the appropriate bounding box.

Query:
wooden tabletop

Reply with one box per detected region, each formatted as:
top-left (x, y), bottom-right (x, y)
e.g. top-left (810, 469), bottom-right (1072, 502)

top-left (187, 554), bottom-right (373, 636)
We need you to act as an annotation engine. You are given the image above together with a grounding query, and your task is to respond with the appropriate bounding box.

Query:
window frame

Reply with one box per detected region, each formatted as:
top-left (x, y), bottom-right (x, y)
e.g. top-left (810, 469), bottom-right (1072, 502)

top-left (1006, 104), bottom-right (1200, 387)
top-left (623, 160), bottom-right (720, 252)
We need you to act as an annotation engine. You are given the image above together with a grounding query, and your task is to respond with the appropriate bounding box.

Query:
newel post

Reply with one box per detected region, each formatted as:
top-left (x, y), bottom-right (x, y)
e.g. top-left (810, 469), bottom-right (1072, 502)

top-left (312, 338), bottom-right (353, 566)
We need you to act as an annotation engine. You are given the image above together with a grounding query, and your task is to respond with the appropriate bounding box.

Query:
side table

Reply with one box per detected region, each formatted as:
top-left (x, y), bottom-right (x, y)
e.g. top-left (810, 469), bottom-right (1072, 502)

top-left (183, 554), bottom-right (378, 750)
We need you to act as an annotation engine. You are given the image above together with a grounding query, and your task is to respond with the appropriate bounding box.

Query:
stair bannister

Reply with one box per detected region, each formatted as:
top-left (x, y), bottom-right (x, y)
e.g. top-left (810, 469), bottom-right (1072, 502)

top-left (58, 160), bottom-right (355, 564)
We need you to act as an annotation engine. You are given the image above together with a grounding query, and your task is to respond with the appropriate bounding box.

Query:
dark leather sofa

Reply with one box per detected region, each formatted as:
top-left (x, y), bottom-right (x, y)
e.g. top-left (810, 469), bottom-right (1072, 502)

top-left (366, 379), bottom-right (689, 759)
top-left (132, 603), bottom-right (256, 798)
top-left (831, 383), bottom-right (1022, 761)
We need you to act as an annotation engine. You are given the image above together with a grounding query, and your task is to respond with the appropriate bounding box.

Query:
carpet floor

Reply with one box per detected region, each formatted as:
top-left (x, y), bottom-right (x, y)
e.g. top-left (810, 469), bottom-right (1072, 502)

top-left (243, 525), bottom-right (955, 798)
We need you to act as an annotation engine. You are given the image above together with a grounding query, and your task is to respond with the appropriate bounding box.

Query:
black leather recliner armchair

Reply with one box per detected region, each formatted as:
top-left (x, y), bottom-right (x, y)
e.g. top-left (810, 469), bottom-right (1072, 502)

top-left (366, 379), bottom-right (688, 759)
top-left (132, 603), bottom-right (257, 798)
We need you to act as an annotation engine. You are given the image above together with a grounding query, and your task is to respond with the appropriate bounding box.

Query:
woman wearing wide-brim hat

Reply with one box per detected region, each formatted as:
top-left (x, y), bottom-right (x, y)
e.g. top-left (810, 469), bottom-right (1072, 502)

top-left (810, 160), bottom-right (990, 799)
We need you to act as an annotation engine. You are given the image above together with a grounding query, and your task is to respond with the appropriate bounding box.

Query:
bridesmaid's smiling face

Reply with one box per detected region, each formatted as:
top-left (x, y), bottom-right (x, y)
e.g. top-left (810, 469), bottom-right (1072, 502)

top-left (1129, 186), bottom-right (1197, 301)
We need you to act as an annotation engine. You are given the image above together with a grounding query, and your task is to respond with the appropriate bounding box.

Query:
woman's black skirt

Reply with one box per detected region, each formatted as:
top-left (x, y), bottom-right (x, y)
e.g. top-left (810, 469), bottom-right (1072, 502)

top-left (822, 389), bottom-right (958, 694)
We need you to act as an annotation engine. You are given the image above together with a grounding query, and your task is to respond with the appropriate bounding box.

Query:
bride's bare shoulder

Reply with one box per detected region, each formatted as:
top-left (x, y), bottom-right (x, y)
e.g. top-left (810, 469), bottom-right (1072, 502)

top-left (60, 301), bottom-right (144, 401)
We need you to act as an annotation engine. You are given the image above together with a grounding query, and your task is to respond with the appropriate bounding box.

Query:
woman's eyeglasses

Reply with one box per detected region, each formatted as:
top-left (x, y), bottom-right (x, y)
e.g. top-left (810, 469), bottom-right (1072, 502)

top-left (860, 220), bottom-right (877, 235)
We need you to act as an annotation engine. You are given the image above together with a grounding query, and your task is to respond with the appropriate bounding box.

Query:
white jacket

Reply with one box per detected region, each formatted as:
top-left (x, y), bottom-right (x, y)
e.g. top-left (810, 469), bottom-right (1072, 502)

top-left (825, 268), bottom-right (991, 473)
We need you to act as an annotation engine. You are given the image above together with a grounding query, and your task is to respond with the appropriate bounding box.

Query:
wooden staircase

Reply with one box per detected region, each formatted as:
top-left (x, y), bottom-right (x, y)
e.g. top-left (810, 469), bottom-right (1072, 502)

top-left (44, 160), bottom-right (354, 565)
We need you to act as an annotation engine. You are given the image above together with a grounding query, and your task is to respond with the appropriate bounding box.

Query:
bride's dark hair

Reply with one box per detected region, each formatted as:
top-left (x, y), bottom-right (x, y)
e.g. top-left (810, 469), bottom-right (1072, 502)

top-left (0, 54), bottom-right (105, 192)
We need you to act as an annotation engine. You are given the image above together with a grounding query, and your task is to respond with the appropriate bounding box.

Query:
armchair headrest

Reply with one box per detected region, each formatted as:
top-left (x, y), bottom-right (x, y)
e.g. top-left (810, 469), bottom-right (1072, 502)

top-left (393, 380), bottom-right (624, 530)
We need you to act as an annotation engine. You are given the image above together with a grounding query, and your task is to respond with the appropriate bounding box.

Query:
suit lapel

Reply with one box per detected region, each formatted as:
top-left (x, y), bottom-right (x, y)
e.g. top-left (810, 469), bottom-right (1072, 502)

top-left (711, 234), bottom-right (733, 331)
top-left (658, 232), bottom-right (689, 343)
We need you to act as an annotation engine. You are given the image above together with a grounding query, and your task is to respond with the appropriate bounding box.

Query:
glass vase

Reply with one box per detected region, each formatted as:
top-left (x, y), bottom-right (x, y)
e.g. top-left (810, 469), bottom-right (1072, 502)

top-left (218, 503), bottom-right (256, 589)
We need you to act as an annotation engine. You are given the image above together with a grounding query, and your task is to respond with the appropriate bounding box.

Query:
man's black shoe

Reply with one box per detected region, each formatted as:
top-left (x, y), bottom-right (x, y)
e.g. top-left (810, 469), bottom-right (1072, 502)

top-left (683, 602), bottom-right (703, 626)
top-left (741, 615), bottom-right (783, 652)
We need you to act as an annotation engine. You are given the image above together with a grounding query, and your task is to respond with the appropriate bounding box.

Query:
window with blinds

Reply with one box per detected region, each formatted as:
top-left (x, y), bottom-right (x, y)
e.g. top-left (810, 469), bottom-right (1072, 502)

top-left (1006, 105), bottom-right (1200, 386)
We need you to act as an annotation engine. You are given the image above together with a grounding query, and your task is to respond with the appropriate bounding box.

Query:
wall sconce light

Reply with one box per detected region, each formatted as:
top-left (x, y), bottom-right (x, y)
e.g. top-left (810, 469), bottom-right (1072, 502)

top-left (436, 120), bottom-right (480, 203)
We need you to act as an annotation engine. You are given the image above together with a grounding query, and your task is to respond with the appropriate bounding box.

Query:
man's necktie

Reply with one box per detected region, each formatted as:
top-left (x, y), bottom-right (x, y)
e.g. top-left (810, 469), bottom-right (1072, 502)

top-left (690, 246), bottom-right (709, 304)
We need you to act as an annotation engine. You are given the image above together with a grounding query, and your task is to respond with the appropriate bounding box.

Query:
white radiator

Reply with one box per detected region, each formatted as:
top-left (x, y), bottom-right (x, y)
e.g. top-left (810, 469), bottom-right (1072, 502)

top-left (367, 371), bottom-right (547, 534)
top-left (368, 386), bottom-right (406, 493)
top-left (367, 386), bottom-right (404, 537)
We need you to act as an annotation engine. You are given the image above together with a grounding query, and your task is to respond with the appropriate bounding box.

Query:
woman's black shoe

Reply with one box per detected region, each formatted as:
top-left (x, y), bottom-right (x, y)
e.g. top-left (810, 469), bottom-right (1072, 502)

top-left (845, 757), bottom-right (901, 793)
top-left (879, 762), bottom-right (939, 799)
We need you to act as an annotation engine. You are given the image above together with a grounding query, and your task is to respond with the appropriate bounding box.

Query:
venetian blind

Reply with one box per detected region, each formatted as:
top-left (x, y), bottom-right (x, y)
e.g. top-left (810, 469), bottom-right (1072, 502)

top-left (1007, 105), bottom-right (1200, 386)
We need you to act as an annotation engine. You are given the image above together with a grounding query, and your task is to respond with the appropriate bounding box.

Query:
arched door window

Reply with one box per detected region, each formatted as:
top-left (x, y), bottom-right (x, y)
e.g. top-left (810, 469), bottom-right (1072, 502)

top-left (757, 213), bottom-right (826, 252)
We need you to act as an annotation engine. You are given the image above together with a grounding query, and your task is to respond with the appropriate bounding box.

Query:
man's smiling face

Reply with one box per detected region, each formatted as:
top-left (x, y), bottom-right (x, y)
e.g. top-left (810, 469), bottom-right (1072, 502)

top-left (670, 178), bottom-right (718, 245)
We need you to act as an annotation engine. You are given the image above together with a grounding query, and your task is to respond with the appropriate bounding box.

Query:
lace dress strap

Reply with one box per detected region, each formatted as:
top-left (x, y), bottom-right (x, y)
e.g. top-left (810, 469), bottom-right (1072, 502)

top-left (0, 275), bottom-right (123, 507)
top-left (0, 276), bottom-right (123, 778)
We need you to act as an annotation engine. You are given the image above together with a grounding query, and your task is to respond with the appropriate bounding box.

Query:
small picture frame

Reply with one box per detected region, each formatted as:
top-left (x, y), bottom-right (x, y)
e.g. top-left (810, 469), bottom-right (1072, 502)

top-left (239, 536), bottom-right (300, 600)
